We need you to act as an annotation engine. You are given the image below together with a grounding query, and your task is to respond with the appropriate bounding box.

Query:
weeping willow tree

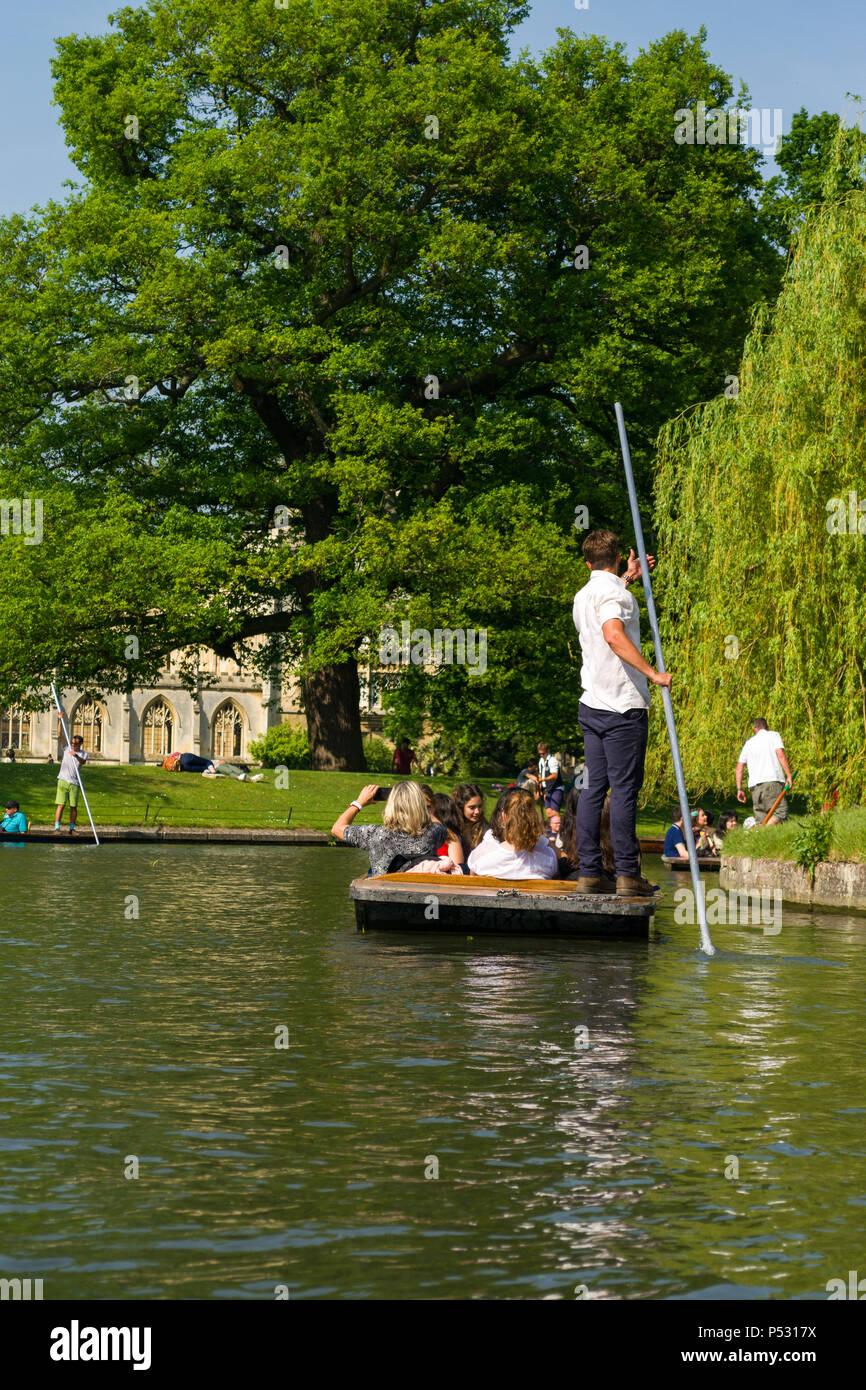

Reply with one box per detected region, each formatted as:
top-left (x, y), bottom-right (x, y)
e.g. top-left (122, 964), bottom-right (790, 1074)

top-left (647, 150), bottom-right (866, 805)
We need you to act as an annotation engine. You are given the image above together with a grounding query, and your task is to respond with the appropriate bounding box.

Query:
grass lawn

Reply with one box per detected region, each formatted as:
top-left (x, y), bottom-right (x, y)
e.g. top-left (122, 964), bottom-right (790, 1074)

top-left (722, 808), bottom-right (866, 864)
top-left (0, 763), bottom-right (698, 836)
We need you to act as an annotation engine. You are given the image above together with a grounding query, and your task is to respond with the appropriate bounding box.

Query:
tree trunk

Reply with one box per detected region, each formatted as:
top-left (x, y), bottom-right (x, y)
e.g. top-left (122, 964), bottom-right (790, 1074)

top-left (301, 658), bottom-right (366, 770)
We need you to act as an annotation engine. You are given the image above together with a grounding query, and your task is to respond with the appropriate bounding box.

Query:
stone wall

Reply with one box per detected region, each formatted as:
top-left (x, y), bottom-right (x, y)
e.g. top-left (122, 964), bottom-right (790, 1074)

top-left (720, 855), bottom-right (866, 912)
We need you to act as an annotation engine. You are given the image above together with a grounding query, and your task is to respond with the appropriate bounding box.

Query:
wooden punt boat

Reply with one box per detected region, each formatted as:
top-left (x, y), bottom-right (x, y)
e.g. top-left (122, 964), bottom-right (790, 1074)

top-left (662, 855), bottom-right (721, 872)
top-left (639, 837), bottom-right (665, 855)
top-left (0, 831), bottom-right (96, 844)
top-left (351, 872), bottom-right (656, 938)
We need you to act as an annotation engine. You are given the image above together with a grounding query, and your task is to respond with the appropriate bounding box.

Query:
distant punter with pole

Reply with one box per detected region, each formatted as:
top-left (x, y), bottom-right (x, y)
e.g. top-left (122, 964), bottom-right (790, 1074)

top-left (572, 529), bottom-right (671, 896)
top-left (735, 717), bottom-right (793, 825)
top-left (54, 714), bottom-right (88, 834)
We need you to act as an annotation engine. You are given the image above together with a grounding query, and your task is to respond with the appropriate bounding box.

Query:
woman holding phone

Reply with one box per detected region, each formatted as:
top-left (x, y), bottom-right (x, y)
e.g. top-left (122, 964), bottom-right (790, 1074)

top-left (331, 782), bottom-right (452, 876)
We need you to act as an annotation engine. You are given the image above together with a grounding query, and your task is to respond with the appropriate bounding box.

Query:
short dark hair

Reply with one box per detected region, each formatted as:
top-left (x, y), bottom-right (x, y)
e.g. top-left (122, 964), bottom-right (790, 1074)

top-left (582, 529), bottom-right (621, 570)
top-left (752, 717), bottom-right (768, 731)
top-left (672, 807), bottom-right (683, 824)
top-left (6, 800), bottom-right (18, 810)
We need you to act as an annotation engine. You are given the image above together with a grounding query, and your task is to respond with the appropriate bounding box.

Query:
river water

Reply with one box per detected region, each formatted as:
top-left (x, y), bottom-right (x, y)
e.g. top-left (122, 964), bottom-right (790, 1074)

top-left (1, 842), bottom-right (863, 1300)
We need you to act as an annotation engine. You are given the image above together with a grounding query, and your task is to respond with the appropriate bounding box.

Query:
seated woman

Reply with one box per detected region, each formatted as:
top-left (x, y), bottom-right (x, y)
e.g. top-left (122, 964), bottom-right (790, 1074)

top-left (718, 811), bottom-right (738, 838)
top-left (467, 786), bottom-right (557, 880)
top-left (331, 782), bottom-right (452, 877)
top-left (697, 811), bottom-right (723, 855)
top-left (431, 793), bottom-right (468, 872)
top-left (452, 783), bottom-right (488, 858)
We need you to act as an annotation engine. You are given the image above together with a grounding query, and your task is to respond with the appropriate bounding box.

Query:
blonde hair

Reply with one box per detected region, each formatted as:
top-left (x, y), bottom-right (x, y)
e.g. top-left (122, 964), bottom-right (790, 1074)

top-left (383, 781), bottom-right (431, 835)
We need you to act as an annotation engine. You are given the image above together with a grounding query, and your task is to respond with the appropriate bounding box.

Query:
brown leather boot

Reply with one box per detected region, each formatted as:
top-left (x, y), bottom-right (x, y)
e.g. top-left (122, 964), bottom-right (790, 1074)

top-left (574, 874), bottom-right (617, 894)
top-left (616, 874), bottom-right (659, 897)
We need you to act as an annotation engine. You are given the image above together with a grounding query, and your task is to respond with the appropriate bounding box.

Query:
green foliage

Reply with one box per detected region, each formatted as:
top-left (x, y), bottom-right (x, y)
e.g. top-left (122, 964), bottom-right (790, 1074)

top-left (762, 107), bottom-right (866, 245)
top-left (648, 154), bottom-right (866, 806)
top-left (0, 3), bottom-right (781, 765)
top-left (791, 813), bottom-right (833, 882)
top-left (249, 724), bottom-right (310, 770)
top-left (722, 808), bottom-right (866, 866)
top-left (361, 737), bottom-right (393, 774)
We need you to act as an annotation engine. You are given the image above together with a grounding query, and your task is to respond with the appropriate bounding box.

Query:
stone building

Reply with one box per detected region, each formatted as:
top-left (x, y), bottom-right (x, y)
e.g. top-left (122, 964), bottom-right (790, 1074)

top-left (1, 649), bottom-right (389, 764)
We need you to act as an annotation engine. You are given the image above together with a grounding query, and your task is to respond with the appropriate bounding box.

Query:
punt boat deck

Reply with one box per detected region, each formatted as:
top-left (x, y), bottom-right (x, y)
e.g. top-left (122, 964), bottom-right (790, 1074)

top-left (351, 872), bottom-right (656, 938)
top-left (662, 855), bottom-right (721, 871)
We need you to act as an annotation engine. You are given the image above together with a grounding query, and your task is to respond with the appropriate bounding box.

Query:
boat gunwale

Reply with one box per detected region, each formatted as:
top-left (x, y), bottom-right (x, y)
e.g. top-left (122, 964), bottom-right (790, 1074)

top-left (351, 873), bottom-right (656, 916)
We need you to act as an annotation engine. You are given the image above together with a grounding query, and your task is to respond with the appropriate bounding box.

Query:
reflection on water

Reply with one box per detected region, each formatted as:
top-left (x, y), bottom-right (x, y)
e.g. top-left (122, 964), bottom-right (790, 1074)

top-left (0, 844), bottom-right (863, 1299)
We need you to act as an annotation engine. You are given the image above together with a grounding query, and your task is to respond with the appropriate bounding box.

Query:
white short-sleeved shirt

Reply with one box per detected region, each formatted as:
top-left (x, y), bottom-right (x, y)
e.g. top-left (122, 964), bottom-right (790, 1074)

top-left (58, 746), bottom-right (87, 785)
top-left (572, 570), bottom-right (650, 714)
top-left (467, 829), bottom-right (558, 880)
top-left (538, 754), bottom-right (560, 782)
top-left (738, 730), bottom-right (785, 787)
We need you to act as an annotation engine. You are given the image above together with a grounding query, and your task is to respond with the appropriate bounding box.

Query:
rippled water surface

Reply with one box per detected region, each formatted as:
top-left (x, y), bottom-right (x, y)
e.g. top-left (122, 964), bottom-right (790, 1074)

top-left (1, 842), bottom-right (864, 1299)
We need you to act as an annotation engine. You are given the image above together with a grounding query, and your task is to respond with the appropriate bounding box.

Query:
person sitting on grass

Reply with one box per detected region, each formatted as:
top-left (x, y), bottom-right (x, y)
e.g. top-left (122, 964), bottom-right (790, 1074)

top-left (467, 786), bottom-right (557, 880)
top-left (1, 800), bottom-right (27, 834)
top-left (452, 783), bottom-right (488, 857)
top-left (663, 808), bottom-right (689, 860)
top-left (515, 761), bottom-right (542, 800)
top-left (331, 781), bottom-right (453, 877)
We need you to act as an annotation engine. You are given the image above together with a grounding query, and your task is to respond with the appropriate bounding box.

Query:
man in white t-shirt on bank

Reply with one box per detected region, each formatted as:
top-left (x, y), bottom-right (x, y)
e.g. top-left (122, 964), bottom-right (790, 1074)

top-left (572, 529), bottom-right (671, 897)
top-left (736, 719), bottom-right (792, 824)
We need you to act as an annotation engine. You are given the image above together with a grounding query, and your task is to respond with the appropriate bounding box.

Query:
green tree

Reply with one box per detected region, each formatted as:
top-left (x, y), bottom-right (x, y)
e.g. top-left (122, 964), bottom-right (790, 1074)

top-left (760, 106), bottom-right (866, 250)
top-left (0, 4), bottom-right (779, 766)
top-left (648, 160), bottom-right (866, 804)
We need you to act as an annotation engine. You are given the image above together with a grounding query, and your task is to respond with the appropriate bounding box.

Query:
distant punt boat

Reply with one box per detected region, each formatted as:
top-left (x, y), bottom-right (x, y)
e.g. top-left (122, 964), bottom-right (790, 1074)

top-left (662, 856), bottom-right (721, 872)
top-left (350, 872), bottom-right (656, 938)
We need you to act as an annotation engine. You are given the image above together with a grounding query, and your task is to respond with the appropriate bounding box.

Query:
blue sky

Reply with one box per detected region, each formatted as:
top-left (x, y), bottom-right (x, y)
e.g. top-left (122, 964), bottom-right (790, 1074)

top-left (1, 0), bottom-right (863, 217)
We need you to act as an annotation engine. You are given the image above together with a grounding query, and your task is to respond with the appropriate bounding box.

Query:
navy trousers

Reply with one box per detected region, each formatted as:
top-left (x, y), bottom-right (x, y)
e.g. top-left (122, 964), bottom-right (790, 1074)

top-left (576, 702), bottom-right (648, 877)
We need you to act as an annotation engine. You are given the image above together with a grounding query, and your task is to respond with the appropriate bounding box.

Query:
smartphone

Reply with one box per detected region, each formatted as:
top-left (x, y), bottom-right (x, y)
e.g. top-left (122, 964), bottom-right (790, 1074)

top-left (372, 784), bottom-right (399, 801)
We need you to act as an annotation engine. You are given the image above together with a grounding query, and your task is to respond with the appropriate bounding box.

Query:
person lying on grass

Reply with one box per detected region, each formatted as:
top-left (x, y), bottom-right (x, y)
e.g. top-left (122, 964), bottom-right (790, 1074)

top-left (332, 781), bottom-right (459, 877)
top-left (467, 786), bottom-right (558, 880)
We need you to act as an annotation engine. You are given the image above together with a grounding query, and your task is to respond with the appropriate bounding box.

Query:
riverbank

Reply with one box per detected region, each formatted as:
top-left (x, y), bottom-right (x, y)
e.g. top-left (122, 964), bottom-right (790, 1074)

top-left (0, 764), bottom-right (678, 836)
top-left (721, 807), bottom-right (866, 864)
top-left (721, 855), bottom-right (866, 911)
top-left (719, 809), bottom-right (866, 911)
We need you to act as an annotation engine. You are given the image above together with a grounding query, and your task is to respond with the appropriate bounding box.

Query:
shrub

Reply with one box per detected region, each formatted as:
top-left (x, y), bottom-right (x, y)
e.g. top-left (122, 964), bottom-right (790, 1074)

top-left (249, 724), bottom-right (310, 769)
top-left (791, 812), bottom-right (833, 884)
top-left (362, 737), bottom-right (393, 773)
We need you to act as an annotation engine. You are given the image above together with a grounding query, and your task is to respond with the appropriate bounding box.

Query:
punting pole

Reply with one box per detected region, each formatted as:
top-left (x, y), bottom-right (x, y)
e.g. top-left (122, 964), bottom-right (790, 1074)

top-left (760, 772), bottom-right (796, 826)
top-left (51, 683), bottom-right (100, 846)
top-left (614, 403), bottom-right (714, 956)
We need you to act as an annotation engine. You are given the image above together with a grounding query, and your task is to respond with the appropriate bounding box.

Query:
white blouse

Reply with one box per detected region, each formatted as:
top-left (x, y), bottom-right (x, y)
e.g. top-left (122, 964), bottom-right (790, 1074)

top-left (467, 829), bottom-right (558, 880)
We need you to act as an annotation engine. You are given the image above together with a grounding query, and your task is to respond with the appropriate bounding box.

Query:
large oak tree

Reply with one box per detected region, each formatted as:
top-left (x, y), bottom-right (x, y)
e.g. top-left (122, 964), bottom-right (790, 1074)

top-left (0, 2), bottom-right (779, 766)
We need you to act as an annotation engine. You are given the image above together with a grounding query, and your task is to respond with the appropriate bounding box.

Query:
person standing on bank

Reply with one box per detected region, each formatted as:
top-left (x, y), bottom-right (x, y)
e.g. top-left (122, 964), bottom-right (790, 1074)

top-left (572, 529), bottom-right (671, 896)
top-left (536, 741), bottom-right (564, 820)
top-left (735, 718), bottom-right (792, 824)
